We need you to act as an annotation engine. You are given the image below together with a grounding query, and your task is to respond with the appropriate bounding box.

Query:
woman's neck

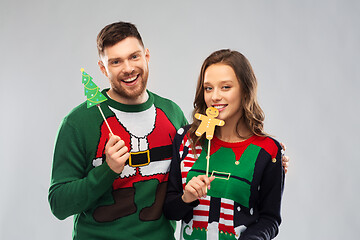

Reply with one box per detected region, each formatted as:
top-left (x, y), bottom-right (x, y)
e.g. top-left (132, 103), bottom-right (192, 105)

top-left (215, 118), bottom-right (252, 143)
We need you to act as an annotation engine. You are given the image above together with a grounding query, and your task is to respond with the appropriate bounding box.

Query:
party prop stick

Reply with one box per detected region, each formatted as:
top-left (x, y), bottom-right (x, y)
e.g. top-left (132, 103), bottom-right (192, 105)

top-left (97, 104), bottom-right (114, 135)
top-left (194, 107), bottom-right (225, 177)
top-left (206, 140), bottom-right (211, 178)
top-left (81, 68), bottom-right (113, 135)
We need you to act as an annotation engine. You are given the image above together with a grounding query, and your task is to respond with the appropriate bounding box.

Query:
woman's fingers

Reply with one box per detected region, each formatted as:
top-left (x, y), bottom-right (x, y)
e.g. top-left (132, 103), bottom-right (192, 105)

top-left (182, 175), bottom-right (215, 203)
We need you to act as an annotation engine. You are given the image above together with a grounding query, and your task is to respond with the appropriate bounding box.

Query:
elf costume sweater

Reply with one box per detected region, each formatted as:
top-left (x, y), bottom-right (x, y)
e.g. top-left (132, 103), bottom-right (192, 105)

top-left (49, 89), bottom-right (187, 240)
top-left (164, 125), bottom-right (285, 240)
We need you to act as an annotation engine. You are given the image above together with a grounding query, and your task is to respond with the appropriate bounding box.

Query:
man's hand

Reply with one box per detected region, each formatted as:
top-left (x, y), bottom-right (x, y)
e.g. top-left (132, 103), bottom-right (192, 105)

top-left (105, 134), bottom-right (130, 174)
top-left (182, 175), bottom-right (215, 203)
top-left (281, 142), bottom-right (289, 174)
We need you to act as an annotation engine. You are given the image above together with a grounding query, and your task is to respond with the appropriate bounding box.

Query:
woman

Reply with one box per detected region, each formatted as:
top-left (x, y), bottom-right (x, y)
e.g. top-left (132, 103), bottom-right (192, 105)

top-left (164, 49), bottom-right (285, 240)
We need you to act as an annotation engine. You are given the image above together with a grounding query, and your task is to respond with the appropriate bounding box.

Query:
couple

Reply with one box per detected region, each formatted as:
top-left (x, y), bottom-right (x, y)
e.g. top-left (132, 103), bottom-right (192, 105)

top-left (49, 21), bottom-right (287, 240)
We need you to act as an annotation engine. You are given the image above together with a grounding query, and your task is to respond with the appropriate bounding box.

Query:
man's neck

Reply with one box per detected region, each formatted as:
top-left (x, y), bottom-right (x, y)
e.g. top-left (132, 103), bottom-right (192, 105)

top-left (107, 89), bottom-right (149, 105)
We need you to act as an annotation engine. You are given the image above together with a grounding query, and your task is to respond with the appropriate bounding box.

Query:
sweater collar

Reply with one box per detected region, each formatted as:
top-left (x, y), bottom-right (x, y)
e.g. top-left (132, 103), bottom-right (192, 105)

top-left (101, 89), bottom-right (154, 113)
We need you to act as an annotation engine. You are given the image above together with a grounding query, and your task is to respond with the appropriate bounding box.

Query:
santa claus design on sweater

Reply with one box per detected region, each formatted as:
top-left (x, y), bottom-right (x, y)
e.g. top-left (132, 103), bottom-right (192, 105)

top-left (91, 104), bottom-right (176, 223)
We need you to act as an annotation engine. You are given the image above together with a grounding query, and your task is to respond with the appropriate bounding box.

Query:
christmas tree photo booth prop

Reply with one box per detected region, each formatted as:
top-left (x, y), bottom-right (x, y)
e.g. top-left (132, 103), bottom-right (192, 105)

top-left (81, 68), bottom-right (113, 135)
top-left (81, 68), bottom-right (108, 108)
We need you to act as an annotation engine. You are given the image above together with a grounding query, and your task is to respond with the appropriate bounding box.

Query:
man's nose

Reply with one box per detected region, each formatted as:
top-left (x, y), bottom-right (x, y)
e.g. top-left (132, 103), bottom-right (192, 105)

top-left (122, 61), bottom-right (134, 74)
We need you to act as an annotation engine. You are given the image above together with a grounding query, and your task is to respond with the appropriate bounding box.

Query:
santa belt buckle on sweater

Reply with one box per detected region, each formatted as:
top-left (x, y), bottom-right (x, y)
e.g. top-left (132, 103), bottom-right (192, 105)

top-left (127, 145), bottom-right (173, 167)
top-left (128, 150), bottom-right (150, 167)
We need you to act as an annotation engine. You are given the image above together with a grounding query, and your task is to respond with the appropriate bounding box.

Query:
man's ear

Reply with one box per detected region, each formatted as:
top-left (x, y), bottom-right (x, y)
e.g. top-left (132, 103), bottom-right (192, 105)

top-left (144, 48), bottom-right (150, 63)
top-left (98, 60), bottom-right (108, 78)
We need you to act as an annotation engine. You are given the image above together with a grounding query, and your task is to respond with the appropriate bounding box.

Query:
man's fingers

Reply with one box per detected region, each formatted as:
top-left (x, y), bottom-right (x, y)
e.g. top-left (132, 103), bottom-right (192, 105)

top-left (282, 155), bottom-right (289, 174)
top-left (104, 134), bottom-right (129, 174)
top-left (113, 139), bottom-right (126, 152)
top-left (282, 155), bottom-right (289, 168)
top-left (110, 144), bottom-right (129, 160)
top-left (119, 152), bottom-right (130, 164)
top-left (280, 142), bottom-right (286, 151)
top-left (282, 155), bottom-right (289, 163)
top-left (106, 134), bottom-right (121, 148)
top-left (106, 136), bottom-right (127, 156)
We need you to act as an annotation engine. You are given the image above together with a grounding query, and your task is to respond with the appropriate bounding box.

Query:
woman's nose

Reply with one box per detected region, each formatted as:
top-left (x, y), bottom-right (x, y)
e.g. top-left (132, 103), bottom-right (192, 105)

top-left (212, 89), bottom-right (222, 101)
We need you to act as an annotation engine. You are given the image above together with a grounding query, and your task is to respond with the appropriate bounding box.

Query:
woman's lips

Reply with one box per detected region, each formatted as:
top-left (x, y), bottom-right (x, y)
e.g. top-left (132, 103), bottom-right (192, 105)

top-left (212, 104), bottom-right (228, 111)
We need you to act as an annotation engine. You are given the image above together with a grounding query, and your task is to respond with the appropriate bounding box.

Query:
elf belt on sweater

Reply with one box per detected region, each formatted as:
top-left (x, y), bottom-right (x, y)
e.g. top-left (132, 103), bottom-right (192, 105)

top-left (126, 145), bottom-right (172, 167)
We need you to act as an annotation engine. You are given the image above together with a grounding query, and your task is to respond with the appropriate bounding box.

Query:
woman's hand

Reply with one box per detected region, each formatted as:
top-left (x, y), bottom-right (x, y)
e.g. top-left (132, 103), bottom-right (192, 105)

top-left (182, 175), bottom-right (215, 203)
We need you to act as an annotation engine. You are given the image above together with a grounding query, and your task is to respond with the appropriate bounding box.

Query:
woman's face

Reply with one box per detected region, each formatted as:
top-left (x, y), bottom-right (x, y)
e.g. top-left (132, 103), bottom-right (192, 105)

top-left (203, 63), bottom-right (242, 126)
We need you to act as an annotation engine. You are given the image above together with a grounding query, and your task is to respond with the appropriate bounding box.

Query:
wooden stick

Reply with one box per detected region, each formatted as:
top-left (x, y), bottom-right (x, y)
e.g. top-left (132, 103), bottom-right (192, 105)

top-left (97, 104), bottom-right (114, 135)
top-left (206, 139), bottom-right (211, 177)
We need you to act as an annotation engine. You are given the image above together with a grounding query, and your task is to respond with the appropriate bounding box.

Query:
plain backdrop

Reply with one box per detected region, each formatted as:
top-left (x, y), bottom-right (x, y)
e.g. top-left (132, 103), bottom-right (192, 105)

top-left (1, 0), bottom-right (359, 239)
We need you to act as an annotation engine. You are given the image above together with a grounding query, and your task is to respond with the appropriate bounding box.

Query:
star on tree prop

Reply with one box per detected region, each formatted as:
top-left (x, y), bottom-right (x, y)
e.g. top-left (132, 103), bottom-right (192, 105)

top-left (81, 68), bottom-right (113, 135)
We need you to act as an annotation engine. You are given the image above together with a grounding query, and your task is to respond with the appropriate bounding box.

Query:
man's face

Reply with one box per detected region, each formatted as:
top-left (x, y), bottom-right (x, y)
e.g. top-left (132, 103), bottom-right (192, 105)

top-left (99, 37), bottom-right (150, 104)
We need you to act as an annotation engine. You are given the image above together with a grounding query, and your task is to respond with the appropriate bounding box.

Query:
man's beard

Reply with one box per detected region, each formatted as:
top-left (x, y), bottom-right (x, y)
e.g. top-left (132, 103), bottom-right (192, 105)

top-left (113, 74), bottom-right (148, 100)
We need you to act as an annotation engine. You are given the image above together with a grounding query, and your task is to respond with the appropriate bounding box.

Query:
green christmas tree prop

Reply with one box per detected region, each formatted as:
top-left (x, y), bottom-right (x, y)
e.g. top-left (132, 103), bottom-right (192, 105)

top-left (81, 68), bottom-right (113, 134)
top-left (81, 68), bottom-right (107, 108)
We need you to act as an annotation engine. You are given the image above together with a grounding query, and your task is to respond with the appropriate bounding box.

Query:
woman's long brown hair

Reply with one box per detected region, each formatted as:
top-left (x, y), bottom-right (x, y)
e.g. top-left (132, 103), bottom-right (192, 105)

top-left (188, 49), bottom-right (267, 151)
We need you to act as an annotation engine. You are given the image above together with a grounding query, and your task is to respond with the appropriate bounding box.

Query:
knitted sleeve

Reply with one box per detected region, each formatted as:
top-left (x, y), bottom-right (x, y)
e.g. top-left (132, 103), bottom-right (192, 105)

top-left (239, 141), bottom-right (285, 240)
top-left (163, 126), bottom-right (199, 222)
top-left (151, 91), bottom-right (188, 130)
top-left (48, 117), bottom-right (118, 220)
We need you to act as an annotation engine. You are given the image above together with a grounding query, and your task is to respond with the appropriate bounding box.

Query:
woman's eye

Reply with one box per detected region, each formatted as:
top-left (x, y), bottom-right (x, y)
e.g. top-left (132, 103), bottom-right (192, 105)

top-left (205, 87), bottom-right (212, 91)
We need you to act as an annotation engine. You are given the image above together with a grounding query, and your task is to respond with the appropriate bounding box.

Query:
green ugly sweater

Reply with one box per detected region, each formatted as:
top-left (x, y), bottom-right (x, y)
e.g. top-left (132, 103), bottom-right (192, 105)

top-left (49, 89), bottom-right (187, 240)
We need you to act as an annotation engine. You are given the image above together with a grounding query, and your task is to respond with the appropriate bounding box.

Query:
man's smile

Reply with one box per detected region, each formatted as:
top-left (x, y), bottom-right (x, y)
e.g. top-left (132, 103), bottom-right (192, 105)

top-left (121, 74), bottom-right (139, 85)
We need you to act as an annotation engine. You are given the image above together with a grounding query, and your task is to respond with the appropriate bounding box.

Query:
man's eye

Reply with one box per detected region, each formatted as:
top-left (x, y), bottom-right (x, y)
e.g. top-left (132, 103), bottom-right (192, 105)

top-left (111, 60), bottom-right (119, 65)
top-left (132, 55), bottom-right (139, 60)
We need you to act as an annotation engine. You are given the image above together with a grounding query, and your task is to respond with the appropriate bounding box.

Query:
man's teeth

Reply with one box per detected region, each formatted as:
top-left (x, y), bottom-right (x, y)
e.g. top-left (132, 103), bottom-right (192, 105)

top-left (123, 75), bottom-right (137, 82)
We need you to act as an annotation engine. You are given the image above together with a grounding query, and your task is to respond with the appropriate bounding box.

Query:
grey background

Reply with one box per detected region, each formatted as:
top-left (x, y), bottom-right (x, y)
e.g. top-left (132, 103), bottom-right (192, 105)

top-left (1, 0), bottom-right (359, 239)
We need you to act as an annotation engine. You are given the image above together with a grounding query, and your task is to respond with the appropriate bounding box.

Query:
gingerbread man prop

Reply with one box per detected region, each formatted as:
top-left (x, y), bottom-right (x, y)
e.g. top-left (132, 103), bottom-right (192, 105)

top-left (195, 107), bottom-right (225, 140)
top-left (195, 107), bottom-right (225, 176)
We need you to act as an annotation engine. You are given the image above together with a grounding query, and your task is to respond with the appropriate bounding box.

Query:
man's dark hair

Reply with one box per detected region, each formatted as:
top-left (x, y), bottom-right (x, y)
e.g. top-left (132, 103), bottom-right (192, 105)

top-left (97, 21), bottom-right (144, 56)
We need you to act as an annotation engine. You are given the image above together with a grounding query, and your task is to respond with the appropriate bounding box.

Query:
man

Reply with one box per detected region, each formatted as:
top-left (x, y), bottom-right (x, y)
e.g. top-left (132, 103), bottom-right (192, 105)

top-left (49, 21), bottom-right (187, 239)
top-left (48, 21), bottom-right (289, 239)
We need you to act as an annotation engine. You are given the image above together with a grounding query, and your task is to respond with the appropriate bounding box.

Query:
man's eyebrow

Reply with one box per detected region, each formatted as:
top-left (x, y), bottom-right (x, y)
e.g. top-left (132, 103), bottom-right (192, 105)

top-left (108, 57), bottom-right (122, 63)
top-left (107, 50), bottom-right (143, 63)
top-left (130, 50), bottom-right (142, 55)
